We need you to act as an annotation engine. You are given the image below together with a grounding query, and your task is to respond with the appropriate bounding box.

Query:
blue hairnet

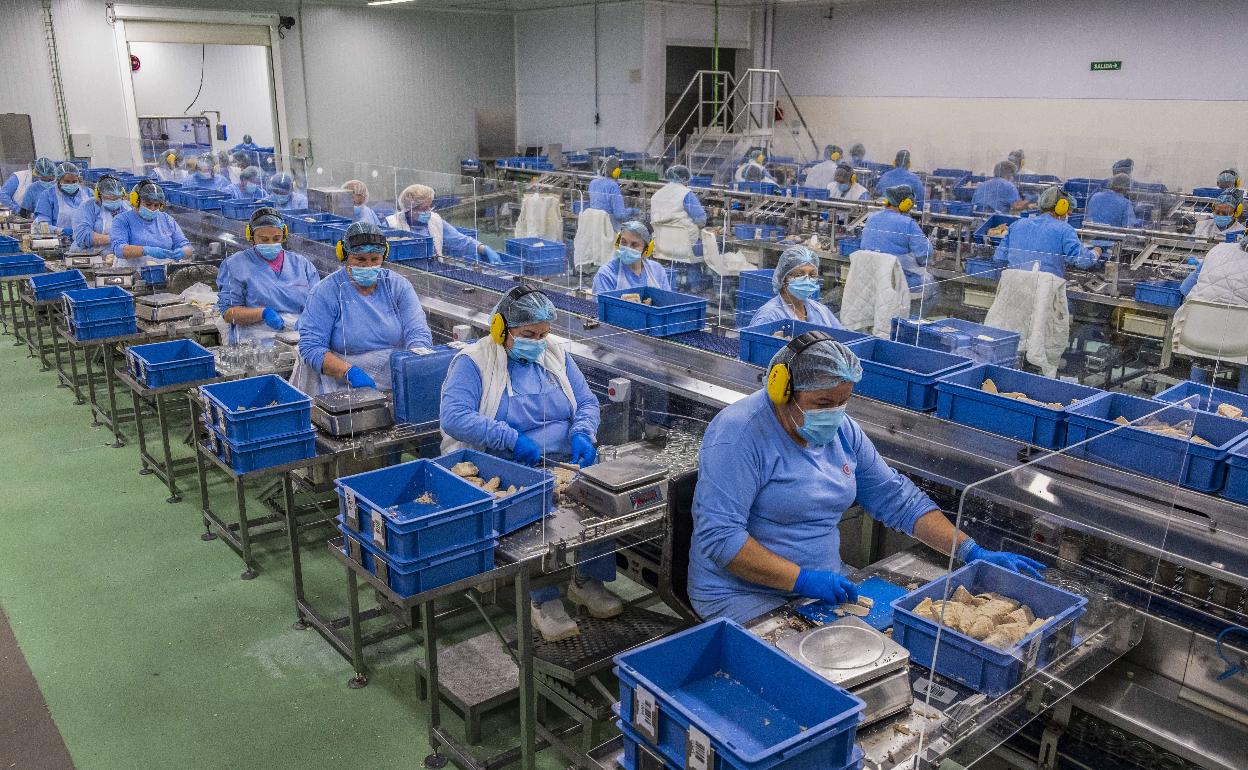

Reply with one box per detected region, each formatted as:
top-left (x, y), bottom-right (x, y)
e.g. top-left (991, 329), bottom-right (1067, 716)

top-left (599, 155), bottom-right (621, 177)
top-left (268, 173), bottom-right (294, 193)
top-left (834, 162), bottom-right (853, 182)
top-left (1112, 158), bottom-right (1134, 175)
top-left (772, 246), bottom-right (818, 293)
top-left (343, 221), bottom-right (386, 253)
top-left (250, 207), bottom-right (285, 231)
top-left (993, 160), bottom-right (1017, 179)
top-left (1038, 185), bottom-right (1067, 212)
top-left (769, 338), bottom-right (863, 392)
top-left (894, 150), bottom-right (911, 168)
top-left (231, 152), bottom-right (250, 166)
top-left (96, 176), bottom-right (125, 198)
top-left (1109, 173), bottom-right (1132, 192)
top-left (240, 165), bottom-right (262, 182)
top-left (884, 184), bottom-right (914, 207)
top-left (824, 145), bottom-right (843, 160)
top-left (1217, 169), bottom-right (1239, 188)
top-left (495, 287), bottom-right (556, 328)
top-left (665, 164), bottom-right (692, 184)
top-left (619, 219), bottom-right (651, 244)
top-left (1008, 149), bottom-right (1025, 165)
top-left (243, 134), bottom-right (253, 144)
top-left (136, 182), bottom-right (166, 204)
top-left (196, 153), bottom-right (215, 171)
top-left (32, 157), bottom-right (56, 178)
top-left (849, 144), bottom-right (866, 159)
top-left (56, 162), bottom-right (79, 180)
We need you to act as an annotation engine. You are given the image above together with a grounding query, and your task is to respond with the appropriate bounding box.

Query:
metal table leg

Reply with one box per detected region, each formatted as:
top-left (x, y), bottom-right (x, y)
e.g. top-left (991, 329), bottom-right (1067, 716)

top-left (83, 343), bottom-right (101, 420)
top-left (516, 567), bottom-right (537, 770)
top-left (102, 344), bottom-right (125, 448)
top-left (133, 389), bottom-right (154, 475)
top-left (236, 478), bottom-right (258, 580)
top-left (49, 311), bottom-right (67, 384)
top-left (284, 472), bottom-right (308, 630)
top-left (18, 295), bottom-right (32, 349)
top-left (422, 598), bottom-right (446, 769)
top-left (3, 282), bottom-right (17, 337)
top-left (193, 397), bottom-right (216, 542)
top-left (64, 332), bottom-right (84, 405)
top-left (155, 391), bottom-right (179, 500)
top-left (345, 566), bottom-right (369, 689)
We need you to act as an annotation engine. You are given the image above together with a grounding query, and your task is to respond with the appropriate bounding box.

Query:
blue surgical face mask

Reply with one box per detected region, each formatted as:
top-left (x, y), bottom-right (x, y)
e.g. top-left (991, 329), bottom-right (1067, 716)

top-left (137, 206), bottom-right (158, 221)
top-left (102, 199), bottom-right (123, 212)
top-left (271, 193), bottom-right (291, 205)
top-left (35, 179), bottom-right (54, 188)
top-left (837, 182), bottom-right (850, 193)
top-left (255, 243), bottom-right (282, 260)
top-left (787, 276), bottom-right (820, 300)
top-left (1214, 214), bottom-right (1234, 229)
top-left (795, 403), bottom-right (848, 446)
top-left (616, 246), bottom-right (642, 265)
top-left (353, 205), bottom-right (364, 218)
top-left (197, 169), bottom-right (213, 180)
top-left (508, 336), bottom-right (546, 363)
top-left (59, 183), bottom-right (79, 196)
top-left (243, 182), bottom-right (258, 195)
top-left (349, 265), bottom-right (381, 287)
top-left (417, 211), bottom-right (431, 225)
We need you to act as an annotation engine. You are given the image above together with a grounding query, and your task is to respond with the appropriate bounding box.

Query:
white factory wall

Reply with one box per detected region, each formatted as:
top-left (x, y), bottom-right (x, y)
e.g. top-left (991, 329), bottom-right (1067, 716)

top-left (514, 1), bottom-right (753, 154)
top-left (129, 42), bottom-right (275, 148)
top-left (0, 3), bottom-right (64, 162)
top-left (771, 0), bottom-right (1248, 190)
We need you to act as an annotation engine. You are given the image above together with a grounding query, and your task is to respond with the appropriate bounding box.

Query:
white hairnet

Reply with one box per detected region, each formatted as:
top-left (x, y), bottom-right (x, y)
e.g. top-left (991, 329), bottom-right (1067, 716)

top-left (344, 179), bottom-right (369, 203)
top-left (618, 219), bottom-right (651, 244)
top-left (599, 156), bottom-right (621, 177)
top-left (665, 164), bottom-right (692, 184)
top-left (1108, 173), bottom-right (1132, 192)
top-left (769, 337), bottom-right (863, 392)
top-left (494, 287), bottom-right (557, 328)
top-left (993, 160), bottom-right (1018, 179)
top-left (772, 245), bottom-right (818, 293)
top-left (1038, 185), bottom-right (1068, 212)
top-left (399, 184), bottom-right (434, 212)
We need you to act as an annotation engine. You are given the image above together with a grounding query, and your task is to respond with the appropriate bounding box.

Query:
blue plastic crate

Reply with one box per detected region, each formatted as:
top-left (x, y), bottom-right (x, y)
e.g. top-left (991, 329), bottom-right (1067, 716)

top-left (434, 449), bottom-right (554, 536)
top-left (219, 198), bottom-right (265, 220)
top-left (0, 254), bottom-right (46, 277)
top-left (739, 320), bottom-right (869, 367)
top-left (334, 459), bottom-right (496, 561)
top-left (339, 527), bottom-right (494, 599)
top-left (0, 234), bottom-right (21, 253)
top-left (126, 339), bottom-right (216, 388)
top-left (387, 235), bottom-right (435, 263)
top-left (838, 237), bottom-right (861, 257)
top-left (732, 223), bottom-right (785, 241)
top-left (28, 270), bottom-right (87, 301)
top-left (1062, 178), bottom-right (1105, 208)
top-left (69, 317), bottom-right (137, 341)
top-left (62, 286), bottom-right (134, 325)
top-left (288, 212), bottom-right (351, 241)
top-left (506, 237), bottom-right (565, 261)
top-left (738, 269), bottom-right (775, 296)
top-left (934, 364), bottom-right (1103, 449)
top-left (1154, 381), bottom-right (1248, 419)
top-left (1223, 437), bottom-right (1248, 505)
top-left (497, 252), bottom-right (566, 277)
top-left (616, 718), bottom-right (865, 770)
top-left (615, 618), bottom-right (865, 770)
top-left (973, 214), bottom-right (1019, 246)
top-left (689, 175), bottom-right (713, 188)
top-left (208, 427), bottom-right (317, 473)
top-left (931, 168), bottom-right (971, 180)
top-left (953, 175), bottom-right (988, 203)
top-left (734, 290), bottom-right (771, 315)
top-left (733, 182), bottom-right (778, 196)
top-left (432, 195), bottom-right (461, 210)
top-left (598, 287), bottom-right (708, 337)
top-left (1064, 392), bottom-right (1248, 492)
top-left (891, 317), bottom-right (1021, 366)
top-left (184, 191), bottom-right (229, 211)
top-left (139, 264), bottom-right (167, 286)
top-left (1192, 187), bottom-right (1223, 199)
top-left (849, 338), bottom-right (973, 411)
top-left (927, 200), bottom-right (973, 216)
top-left (391, 347), bottom-right (456, 426)
top-left (964, 257), bottom-right (1009, 281)
top-left (198, 374), bottom-right (312, 443)
top-left (1134, 280), bottom-right (1184, 308)
top-left (81, 167), bottom-right (115, 183)
top-left (1017, 174), bottom-right (1061, 185)
top-left (165, 188), bottom-right (189, 207)
top-left (891, 561), bottom-right (1087, 697)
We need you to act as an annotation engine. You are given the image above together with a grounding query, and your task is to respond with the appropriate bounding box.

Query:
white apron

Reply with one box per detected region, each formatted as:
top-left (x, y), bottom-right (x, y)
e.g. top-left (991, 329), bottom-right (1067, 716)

top-left (386, 211), bottom-right (445, 255)
top-left (650, 182), bottom-right (701, 263)
top-left (574, 208), bottom-right (615, 267)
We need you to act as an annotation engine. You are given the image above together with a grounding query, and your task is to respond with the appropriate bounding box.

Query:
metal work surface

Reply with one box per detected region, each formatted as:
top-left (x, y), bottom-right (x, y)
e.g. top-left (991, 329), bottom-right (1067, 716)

top-left (515, 605), bottom-right (681, 684)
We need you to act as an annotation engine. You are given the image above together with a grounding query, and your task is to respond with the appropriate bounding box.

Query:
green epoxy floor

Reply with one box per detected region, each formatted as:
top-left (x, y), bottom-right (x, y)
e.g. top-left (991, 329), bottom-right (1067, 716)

top-left (0, 334), bottom-right (569, 769)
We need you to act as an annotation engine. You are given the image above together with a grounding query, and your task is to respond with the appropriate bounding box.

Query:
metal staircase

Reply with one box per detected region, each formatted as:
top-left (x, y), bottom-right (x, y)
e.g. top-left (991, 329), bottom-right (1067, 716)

top-left (41, 0), bottom-right (72, 160)
top-left (644, 68), bottom-right (821, 183)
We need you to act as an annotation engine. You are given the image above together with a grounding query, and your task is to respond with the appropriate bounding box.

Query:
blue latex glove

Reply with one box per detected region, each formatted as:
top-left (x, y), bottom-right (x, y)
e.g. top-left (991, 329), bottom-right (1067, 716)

top-left (793, 569), bottom-right (858, 605)
top-left (570, 433), bottom-right (597, 467)
top-left (479, 246), bottom-right (502, 265)
top-left (512, 434), bottom-right (543, 466)
top-left (961, 541), bottom-right (1046, 580)
top-left (345, 366), bottom-right (376, 389)
top-left (143, 246), bottom-right (173, 260)
top-left (261, 307), bottom-right (284, 331)
top-left (60, 226), bottom-right (73, 240)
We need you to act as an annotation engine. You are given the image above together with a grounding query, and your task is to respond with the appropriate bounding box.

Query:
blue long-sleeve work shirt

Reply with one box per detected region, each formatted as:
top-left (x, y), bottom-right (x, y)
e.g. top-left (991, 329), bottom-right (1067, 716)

top-left (34, 186), bottom-right (91, 230)
top-left (591, 258), bottom-right (673, 294)
top-left (874, 167), bottom-right (926, 208)
top-left (1085, 190), bottom-right (1138, 228)
top-left (860, 209), bottom-right (934, 291)
top-left (215, 246), bottom-right (320, 316)
top-left (971, 177), bottom-right (1022, 214)
top-left (750, 295), bottom-right (844, 329)
top-left (440, 348), bottom-right (601, 460)
top-left (588, 176), bottom-right (633, 227)
top-left (681, 190), bottom-right (707, 227)
top-left (993, 214), bottom-right (1099, 278)
top-left (394, 214), bottom-right (484, 259)
top-left (18, 181), bottom-right (52, 213)
top-left (71, 200), bottom-right (130, 249)
top-left (109, 209), bottom-right (191, 266)
top-left (1, 172), bottom-right (23, 208)
top-left (689, 389), bottom-right (937, 623)
top-left (183, 173), bottom-right (232, 192)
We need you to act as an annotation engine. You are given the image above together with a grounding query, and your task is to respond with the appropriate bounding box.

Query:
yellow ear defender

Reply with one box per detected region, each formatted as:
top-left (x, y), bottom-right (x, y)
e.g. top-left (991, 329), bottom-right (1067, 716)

top-left (613, 232), bottom-right (655, 258)
top-left (336, 230), bottom-right (390, 262)
top-left (897, 197), bottom-right (914, 214)
top-left (831, 152), bottom-right (842, 161)
top-left (94, 174), bottom-right (119, 203)
top-left (850, 173), bottom-right (857, 186)
top-left (489, 284), bottom-right (543, 345)
top-left (767, 331), bottom-right (835, 405)
top-left (1053, 196), bottom-right (1071, 217)
top-left (245, 206), bottom-right (289, 243)
top-left (610, 167), bottom-right (621, 179)
top-left (129, 180), bottom-right (159, 209)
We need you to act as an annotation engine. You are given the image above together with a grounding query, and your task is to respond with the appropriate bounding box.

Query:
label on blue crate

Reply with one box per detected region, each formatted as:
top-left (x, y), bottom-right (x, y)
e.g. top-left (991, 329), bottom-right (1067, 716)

top-left (343, 491), bottom-right (359, 529)
top-left (371, 509), bottom-right (387, 549)
top-left (634, 685), bottom-right (659, 743)
top-left (686, 726), bottom-right (713, 770)
top-left (1023, 635), bottom-right (1041, 669)
top-left (913, 677), bottom-right (958, 707)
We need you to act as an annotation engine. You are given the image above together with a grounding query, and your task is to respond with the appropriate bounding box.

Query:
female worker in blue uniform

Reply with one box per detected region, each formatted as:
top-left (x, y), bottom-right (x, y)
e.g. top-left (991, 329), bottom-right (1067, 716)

top-left (848, 144), bottom-right (869, 167)
top-left (860, 184), bottom-right (935, 299)
top-left (734, 147), bottom-right (776, 185)
top-left (2, 156), bottom-right (53, 211)
top-left (385, 184), bottom-right (501, 263)
top-left (993, 186), bottom-right (1102, 278)
top-left (972, 161), bottom-right (1028, 215)
top-left (751, 246), bottom-right (845, 328)
top-left (1085, 174), bottom-right (1138, 228)
top-left (71, 175), bottom-right (130, 250)
top-left (343, 179), bottom-right (382, 226)
top-left (803, 145), bottom-right (845, 191)
top-left (828, 163), bottom-right (870, 201)
top-left (184, 154), bottom-right (231, 191)
top-left (266, 173), bottom-right (308, 212)
top-left (689, 333), bottom-right (1045, 623)
top-left (226, 166), bottom-right (267, 201)
top-left (216, 207), bottom-right (320, 345)
top-left (14, 157), bottom-right (58, 215)
top-left (33, 162), bottom-right (90, 237)
top-left (293, 222), bottom-right (432, 395)
top-left (1194, 191), bottom-right (1245, 241)
top-left (1216, 169), bottom-right (1240, 192)
top-left (439, 286), bottom-right (612, 642)
top-left (873, 150), bottom-right (925, 209)
top-left (588, 155), bottom-right (636, 229)
top-left (591, 220), bottom-right (672, 294)
top-left (110, 181), bottom-right (192, 268)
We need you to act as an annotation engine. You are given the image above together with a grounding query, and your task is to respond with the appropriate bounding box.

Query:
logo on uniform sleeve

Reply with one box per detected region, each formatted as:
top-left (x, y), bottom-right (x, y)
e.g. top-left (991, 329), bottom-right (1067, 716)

top-left (843, 463), bottom-right (852, 475)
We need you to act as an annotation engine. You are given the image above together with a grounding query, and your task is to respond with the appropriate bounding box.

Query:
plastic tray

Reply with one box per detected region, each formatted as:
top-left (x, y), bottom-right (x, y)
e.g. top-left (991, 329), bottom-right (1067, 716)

top-left (732, 223), bottom-right (785, 241)
top-left (739, 320), bottom-right (869, 367)
top-left (198, 374), bottom-right (312, 443)
top-left (0, 254), bottom-right (46, 277)
top-left (506, 237), bottom-right (566, 263)
top-left (340, 527), bottom-right (494, 599)
top-left (737, 269), bottom-right (775, 296)
top-left (927, 200), bottom-right (973, 216)
top-left (184, 191), bottom-right (229, 211)
top-left (598, 287), bottom-right (708, 338)
top-left (1191, 187), bottom-right (1223, 199)
top-left (139, 264), bottom-right (167, 286)
top-left (964, 258), bottom-right (1009, 282)
top-left (617, 719), bottom-right (865, 770)
top-left (934, 364), bottom-right (1104, 449)
top-left (28, 270), bottom-right (87, 302)
top-left (62, 286), bottom-right (135, 324)
top-left (387, 235), bottom-right (435, 262)
top-left (126, 339), bottom-right (216, 388)
top-left (1064, 392), bottom-right (1248, 492)
top-left (70, 317), bottom-right (137, 341)
top-left (390, 346), bottom-right (457, 426)
top-left (615, 618), bottom-right (865, 770)
top-left (1062, 178), bottom-right (1106, 208)
top-left (891, 560), bottom-right (1087, 697)
top-left (334, 459), bottom-right (496, 561)
top-left (733, 182), bottom-right (777, 196)
top-left (1017, 174), bottom-right (1061, 185)
top-left (689, 176), bottom-right (713, 188)
top-left (972, 214), bottom-right (1019, 246)
top-left (0, 234), bottom-right (21, 254)
top-left (1133, 280), bottom-right (1184, 308)
top-left (891, 317), bottom-right (1020, 366)
top-left (838, 237), bottom-right (861, 257)
top-left (220, 198), bottom-right (265, 220)
top-left (931, 168), bottom-right (972, 180)
top-left (848, 337), bottom-right (973, 411)
top-left (953, 175), bottom-right (988, 203)
top-left (1154, 381), bottom-right (1248, 419)
top-left (497, 252), bottom-right (566, 277)
top-left (1223, 437), bottom-right (1248, 504)
top-left (434, 449), bottom-right (555, 536)
top-left (208, 427), bottom-right (316, 473)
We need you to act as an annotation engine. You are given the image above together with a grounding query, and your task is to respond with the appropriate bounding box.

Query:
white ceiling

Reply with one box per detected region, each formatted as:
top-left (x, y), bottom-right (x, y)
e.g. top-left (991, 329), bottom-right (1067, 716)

top-left (306, 0), bottom-right (836, 11)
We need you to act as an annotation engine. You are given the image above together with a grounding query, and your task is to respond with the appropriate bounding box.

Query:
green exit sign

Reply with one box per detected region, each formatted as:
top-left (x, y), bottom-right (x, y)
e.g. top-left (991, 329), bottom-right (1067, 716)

top-left (1091, 60), bottom-right (1122, 72)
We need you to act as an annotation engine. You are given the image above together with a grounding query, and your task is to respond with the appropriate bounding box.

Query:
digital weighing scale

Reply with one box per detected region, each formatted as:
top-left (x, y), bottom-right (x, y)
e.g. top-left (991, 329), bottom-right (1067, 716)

top-left (312, 387), bottom-right (393, 436)
top-left (563, 457), bottom-right (667, 518)
top-left (135, 292), bottom-right (195, 322)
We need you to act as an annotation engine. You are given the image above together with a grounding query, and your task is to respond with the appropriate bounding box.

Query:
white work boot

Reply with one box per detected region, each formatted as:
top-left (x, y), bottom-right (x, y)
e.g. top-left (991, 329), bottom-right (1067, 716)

top-left (532, 599), bottom-right (580, 642)
top-left (568, 578), bottom-right (624, 619)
